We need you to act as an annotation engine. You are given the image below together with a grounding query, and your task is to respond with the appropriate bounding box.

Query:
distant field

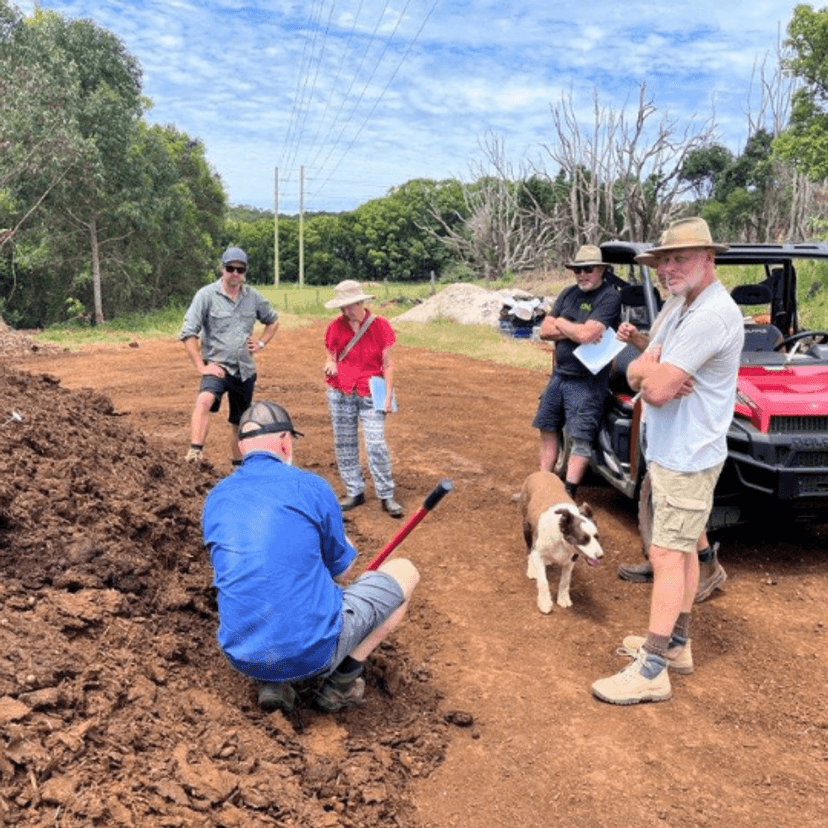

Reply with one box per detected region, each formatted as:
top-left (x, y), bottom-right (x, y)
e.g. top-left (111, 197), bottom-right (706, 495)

top-left (26, 264), bottom-right (828, 362)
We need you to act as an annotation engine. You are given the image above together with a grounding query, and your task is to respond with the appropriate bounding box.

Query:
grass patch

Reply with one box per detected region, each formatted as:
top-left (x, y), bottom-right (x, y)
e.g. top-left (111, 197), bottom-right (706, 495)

top-left (394, 319), bottom-right (551, 372)
top-left (19, 270), bottom-right (827, 360)
top-left (258, 281), bottom-right (442, 319)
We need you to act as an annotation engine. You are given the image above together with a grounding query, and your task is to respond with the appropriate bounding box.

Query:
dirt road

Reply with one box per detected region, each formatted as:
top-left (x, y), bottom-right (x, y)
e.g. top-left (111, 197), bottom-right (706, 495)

top-left (3, 320), bottom-right (827, 827)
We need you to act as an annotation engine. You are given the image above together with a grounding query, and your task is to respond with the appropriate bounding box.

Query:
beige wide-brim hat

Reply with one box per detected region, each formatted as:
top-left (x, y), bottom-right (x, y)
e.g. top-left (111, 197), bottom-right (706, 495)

top-left (324, 280), bottom-right (376, 309)
top-left (564, 244), bottom-right (604, 269)
top-left (635, 217), bottom-right (728, 265)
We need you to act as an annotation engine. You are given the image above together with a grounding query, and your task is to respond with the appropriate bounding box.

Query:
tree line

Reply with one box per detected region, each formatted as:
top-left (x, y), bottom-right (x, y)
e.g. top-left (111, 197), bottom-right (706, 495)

top-left (2, 1), bottom-right (828, 328)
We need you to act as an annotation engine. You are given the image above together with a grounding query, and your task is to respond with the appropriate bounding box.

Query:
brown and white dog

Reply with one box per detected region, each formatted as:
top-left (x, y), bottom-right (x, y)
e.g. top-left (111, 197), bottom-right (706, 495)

top-left (520, 471), bottom-right (604, 614)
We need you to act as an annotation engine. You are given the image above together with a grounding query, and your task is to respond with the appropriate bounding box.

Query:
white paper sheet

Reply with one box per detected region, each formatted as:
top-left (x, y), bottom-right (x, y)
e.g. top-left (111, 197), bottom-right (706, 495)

top-left (573, 327), bottom-right (627, 375)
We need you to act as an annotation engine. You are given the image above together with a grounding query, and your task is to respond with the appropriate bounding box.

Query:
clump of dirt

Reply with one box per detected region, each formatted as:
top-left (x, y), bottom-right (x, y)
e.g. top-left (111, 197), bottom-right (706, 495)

top-left (0, 365), bottom-right (449, 828)
top-left (0, 318), bottom-right (64, 359)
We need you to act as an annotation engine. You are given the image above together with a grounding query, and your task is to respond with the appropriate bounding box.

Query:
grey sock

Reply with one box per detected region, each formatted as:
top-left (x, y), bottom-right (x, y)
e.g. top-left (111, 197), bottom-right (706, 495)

top-left (643, 632), bottom-right (671, 658)
top-left (673, 612), bottom-right (691, 643)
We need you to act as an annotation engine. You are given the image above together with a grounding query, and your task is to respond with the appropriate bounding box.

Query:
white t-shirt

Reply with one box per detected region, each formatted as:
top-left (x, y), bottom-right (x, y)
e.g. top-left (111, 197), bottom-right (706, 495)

top-left (644, 280), bottom-right (744, 472)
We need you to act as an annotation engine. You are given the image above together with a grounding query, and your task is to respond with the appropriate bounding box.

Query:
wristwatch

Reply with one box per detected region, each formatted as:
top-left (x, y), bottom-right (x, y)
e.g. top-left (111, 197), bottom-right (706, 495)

top-left (257, 340), bottom-right (265, 349)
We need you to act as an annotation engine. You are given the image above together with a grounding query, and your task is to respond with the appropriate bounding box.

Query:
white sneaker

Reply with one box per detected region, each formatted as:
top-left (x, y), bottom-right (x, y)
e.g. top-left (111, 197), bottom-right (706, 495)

top-left (619, 635), bottom-right (694, 675)
top-left (591, 649), bottom-right (672, 705)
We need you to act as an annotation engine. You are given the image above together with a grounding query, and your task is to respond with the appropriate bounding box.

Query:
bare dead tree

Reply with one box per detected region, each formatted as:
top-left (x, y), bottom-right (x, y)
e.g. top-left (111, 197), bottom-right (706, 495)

top-left (426, 133), bottom-right (566, 279)
top-left (612, 85), bottom-right (717, 242)
top-left (538, 85), bottom-right (718, 254)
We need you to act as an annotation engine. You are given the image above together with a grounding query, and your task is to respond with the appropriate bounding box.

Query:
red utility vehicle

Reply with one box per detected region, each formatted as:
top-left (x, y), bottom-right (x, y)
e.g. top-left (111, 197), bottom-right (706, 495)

top-left (566, 241), bottom-right (828, 551)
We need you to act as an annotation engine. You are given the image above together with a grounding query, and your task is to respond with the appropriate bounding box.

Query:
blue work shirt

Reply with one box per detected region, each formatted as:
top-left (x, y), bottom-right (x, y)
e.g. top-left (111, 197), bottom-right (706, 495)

top-left (202, 452), bottom-right (357, 682)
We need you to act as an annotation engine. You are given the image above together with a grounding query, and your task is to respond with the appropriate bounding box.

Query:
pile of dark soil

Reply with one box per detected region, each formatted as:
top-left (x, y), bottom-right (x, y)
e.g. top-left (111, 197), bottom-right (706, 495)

top-left (0, 365), bottom-right (448, 828)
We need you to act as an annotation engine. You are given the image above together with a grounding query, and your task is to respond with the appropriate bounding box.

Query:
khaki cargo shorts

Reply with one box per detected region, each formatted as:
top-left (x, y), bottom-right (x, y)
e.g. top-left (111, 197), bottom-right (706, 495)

top-left (649, 461), bottom-right (724, 553)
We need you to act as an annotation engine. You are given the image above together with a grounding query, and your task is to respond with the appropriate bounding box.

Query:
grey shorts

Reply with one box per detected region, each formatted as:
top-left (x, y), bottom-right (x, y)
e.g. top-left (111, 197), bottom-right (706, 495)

top-left (320, 570), bottom-right (405, 677)
top-left (650, 461), bottom-right (724, 553)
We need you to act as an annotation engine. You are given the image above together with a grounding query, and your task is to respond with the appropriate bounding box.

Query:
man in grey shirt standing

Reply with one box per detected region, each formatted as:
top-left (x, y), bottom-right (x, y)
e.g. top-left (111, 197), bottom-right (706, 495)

top-left (179, 246), bottom-right (279, 466)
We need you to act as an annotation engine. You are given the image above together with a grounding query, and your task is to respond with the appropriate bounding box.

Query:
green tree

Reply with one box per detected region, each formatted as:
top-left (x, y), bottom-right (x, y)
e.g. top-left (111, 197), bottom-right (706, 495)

top-left (776, 4), bottom-right (828, 179)
top-left (122, 125), bottom-right (226, 310)
top-left (0, 0), bottom-right (87, 247)
top-left (679, 144), bottom-right (735, 201)
top-left (24, 6), bottom-right (144, 324)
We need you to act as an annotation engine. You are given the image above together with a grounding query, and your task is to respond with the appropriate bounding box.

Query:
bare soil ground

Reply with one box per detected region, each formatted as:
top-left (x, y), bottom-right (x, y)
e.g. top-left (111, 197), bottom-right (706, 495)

top-left (2, 320), bottom-right (827, 828)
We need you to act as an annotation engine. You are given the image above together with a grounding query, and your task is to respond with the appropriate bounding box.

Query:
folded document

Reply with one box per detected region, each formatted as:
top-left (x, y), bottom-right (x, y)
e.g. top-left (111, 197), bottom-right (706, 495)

top-left (573, 327), bottom-right (627, 375)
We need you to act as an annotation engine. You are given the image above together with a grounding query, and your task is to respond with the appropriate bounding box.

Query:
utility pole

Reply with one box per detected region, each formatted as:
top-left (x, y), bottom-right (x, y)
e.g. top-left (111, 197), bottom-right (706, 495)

top-left (299, 165), bottom-right (305, 288)
top-left (274, 167), bottom-right (279, 286)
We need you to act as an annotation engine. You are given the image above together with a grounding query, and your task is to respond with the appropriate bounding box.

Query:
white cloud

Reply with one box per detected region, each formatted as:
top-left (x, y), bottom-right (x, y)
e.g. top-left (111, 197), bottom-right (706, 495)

top-left (16, 0), bottom-right (799, 212)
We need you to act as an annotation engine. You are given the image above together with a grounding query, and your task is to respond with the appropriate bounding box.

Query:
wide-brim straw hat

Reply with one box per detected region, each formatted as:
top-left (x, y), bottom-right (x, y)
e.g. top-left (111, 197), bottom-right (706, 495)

top-left (635, 217), bottom-right (728, 265)
top-left (564, 244), bottom-right (604, 269)
top-left (324, 280), bottom-right (376, 309)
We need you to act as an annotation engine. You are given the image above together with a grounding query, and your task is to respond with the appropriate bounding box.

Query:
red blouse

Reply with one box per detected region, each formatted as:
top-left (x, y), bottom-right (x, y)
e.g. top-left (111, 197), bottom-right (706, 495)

top-left (324, 311), bottom-right (396, 397)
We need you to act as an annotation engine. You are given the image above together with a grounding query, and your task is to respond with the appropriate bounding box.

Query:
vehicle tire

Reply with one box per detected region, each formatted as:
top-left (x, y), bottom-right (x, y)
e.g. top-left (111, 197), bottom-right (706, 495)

top-left (552, 432), bottom-right (571, 481)
top-left (637, 470), bottom-right (654, 557)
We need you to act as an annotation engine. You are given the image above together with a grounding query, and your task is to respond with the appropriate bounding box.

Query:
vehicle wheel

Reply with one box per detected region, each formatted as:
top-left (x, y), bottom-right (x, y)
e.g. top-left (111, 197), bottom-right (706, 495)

top-left (637, 470), bottom-right (654, 557)
top-left (552, 432), bottom-right (571, 480)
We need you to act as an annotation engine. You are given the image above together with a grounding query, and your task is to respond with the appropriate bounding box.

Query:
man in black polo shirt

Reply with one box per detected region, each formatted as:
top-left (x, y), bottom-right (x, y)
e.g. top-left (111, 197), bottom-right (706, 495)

top-left (532, 244), bottom-right (621, 499)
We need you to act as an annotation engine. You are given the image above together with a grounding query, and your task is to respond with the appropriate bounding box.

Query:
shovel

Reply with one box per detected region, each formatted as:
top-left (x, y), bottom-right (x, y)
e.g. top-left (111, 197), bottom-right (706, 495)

top-left (1, 411), bottom-right (23, 428)
top-left (365, 478), bottom-right (454, 571)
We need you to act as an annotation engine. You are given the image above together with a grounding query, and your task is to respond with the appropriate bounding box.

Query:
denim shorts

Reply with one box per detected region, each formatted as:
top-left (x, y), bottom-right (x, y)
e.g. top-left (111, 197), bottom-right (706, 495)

top-left (532, 372), bottom-right (606, 442)
top-left (320, 570), bottom-right (405, 677)
top-left (650, 461), bottom-right (724, 552)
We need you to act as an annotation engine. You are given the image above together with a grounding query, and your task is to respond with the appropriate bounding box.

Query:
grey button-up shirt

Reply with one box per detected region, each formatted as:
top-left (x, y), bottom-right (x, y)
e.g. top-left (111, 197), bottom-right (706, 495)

top-left (179, 280), bottom-right (278, 381)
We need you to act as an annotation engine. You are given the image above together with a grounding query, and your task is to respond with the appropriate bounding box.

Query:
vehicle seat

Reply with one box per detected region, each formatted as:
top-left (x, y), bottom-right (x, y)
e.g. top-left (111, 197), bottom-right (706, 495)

top-left (730, 284), bottom-right (783, 352)
top-left (618, 284), bottom-right (658, 328)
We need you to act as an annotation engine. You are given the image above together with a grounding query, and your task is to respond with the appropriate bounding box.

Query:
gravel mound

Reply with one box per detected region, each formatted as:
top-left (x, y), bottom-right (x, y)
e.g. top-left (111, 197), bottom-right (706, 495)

top-left (396, 283), bottom-right (544, 328)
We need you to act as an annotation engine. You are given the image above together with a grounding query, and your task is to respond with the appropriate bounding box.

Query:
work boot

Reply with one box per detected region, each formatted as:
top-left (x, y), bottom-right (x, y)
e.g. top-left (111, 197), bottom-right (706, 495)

top-left (619, 557), bottom-right (727, 602)
top-left (314, 671), bottom-right (366, 712)
top-left (591, 649), bottom-right (671, 705)
top-left (338, 492), bottom-right (365, 511)
top-left (381, 497), bottom-right (403, 518)
top-left (185, 446), bottom-right (204, 463)
top-left (257, 681), bottom-right (297, 714)
top-left (695, 558), bottom-right (727, 603)
top-left (617, 559), bottom-right (654, 582)
top-left (619, 635), bottom-right (694, 675)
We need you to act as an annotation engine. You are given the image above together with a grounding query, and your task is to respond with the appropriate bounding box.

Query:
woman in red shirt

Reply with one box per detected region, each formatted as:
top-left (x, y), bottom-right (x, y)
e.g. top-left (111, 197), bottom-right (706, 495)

top-left (324, 280), bottom-right (403, 518)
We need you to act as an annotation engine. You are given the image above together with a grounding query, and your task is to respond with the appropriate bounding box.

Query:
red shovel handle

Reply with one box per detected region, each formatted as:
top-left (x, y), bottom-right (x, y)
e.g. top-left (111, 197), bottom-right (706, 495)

top-left (365, 478), bottom-right (453, 571)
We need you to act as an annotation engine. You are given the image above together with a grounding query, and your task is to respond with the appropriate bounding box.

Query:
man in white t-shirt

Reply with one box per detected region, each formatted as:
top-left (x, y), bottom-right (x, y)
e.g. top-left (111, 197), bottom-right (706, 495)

top-left (592, 217), bottom-right (744, 705)
top-left (616, 278), bottom-right (727, 601)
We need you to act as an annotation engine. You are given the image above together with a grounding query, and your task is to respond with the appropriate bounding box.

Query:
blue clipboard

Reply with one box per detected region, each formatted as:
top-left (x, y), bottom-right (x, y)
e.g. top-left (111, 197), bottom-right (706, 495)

top-left (369, 376), bottom-right (398, 412)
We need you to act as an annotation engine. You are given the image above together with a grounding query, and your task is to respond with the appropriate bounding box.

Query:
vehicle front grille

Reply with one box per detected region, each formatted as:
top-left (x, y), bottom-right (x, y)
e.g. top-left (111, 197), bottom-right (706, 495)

top-left (799, 474), bottom-right (828, 496)
top-left (792, 451), bottom-right (828, 468)
top-left (769, 415), bottom-right (828, 433)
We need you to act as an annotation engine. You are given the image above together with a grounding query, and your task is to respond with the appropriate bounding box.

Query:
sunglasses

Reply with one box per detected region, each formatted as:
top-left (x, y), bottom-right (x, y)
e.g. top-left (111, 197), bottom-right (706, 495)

top-left (572, 266), bottom-right (598, 275)
top-left (224, 264), bottom-right (247, 274)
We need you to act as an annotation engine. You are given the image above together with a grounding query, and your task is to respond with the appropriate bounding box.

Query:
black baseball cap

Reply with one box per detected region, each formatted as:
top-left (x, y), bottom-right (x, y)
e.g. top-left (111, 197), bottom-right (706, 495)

top-left (238, 401), bottom-right (304, 440)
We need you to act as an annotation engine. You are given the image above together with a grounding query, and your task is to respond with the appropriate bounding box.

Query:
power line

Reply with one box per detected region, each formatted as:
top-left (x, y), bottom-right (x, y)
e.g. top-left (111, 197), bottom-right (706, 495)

top-left (278, 0), bottom-right (330, 187)
top-left (310, 0), bottom-right (439, 199)
top-left (277, 0), bottom-right (437, 210)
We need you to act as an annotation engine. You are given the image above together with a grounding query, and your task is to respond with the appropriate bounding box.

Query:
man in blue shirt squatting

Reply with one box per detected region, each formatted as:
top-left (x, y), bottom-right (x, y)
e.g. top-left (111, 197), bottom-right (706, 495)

top-left (533, 244), bottom-right (622, 500)
top-left (179, 246), bottom-right (280, 466)
top-left (202, 400), bottom-right (420, 713)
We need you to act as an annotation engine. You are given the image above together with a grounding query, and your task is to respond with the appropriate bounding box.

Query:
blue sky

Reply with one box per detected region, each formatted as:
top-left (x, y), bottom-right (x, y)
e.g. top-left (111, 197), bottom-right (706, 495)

top-left (17, 0), bottom-right (799, 214)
